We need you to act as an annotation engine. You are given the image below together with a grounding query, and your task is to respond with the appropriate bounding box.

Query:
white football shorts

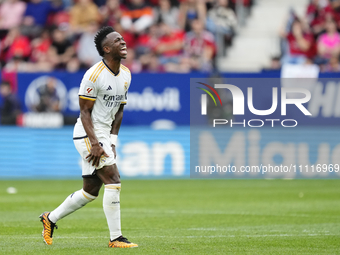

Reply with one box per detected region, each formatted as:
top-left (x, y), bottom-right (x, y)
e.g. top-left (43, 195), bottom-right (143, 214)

top-left (73, 135), bottom-right (116, 177)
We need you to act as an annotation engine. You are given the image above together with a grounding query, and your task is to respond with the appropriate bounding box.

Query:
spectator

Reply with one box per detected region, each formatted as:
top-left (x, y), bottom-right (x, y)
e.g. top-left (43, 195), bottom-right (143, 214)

top-left (0, 81), bottom-right (21, 125)
top-left (3, 55), bottom-right (37, 72)
top-left (145, 53), bottom-right (164, 72)
top-left (178, 0), bottom-right (206, 31)
top-left (34, 77), bottom-right (61, 112)
top-left (184, 18), bottom-right (216, 72)
top-left (270, 56), bottom-right (282, 70)
top-left (121, 0), bottom-right (154, 34)
top-left (77, 22), bottom-right (102, 68)
top-left (66, 56), bottom-right (81, 72)
top-left (206, 0), bottom-right (237, 56)
top-left (317, 19), bottom-right (340, 60)
top-left (136, 24), bottom-right (160, 56)
top-left (0, 0), bottom-right (26, 31)
top-left (93, 0), bottom-right (106, 7)
top-left (23, 0), bottom-right (63, 27)
top-left (306, 0), bottom-right (334, 36)
top-left (69, 0), bottom-right (100, 33)
top-left (153, 0), bottom-right (180, 29)
top-left (30, 29), bottom-right (54, 71)
top-left (281, 19), bottom-right (315, 64)
top-left (331, 0), bottom-right (340, 12)
top-left (323, 55), bottom-right (340, 71)
top-left (136, 24), bottom-right (160, 68)
top-left (51, 10), bottom-right (70, 28)
top-left (155, 22), bottom-right (185, 68)
top-left (138, 0), bottom-right (179, 7)
top-left (61, 0), bottom-right (74, 10)
top-left (99, 0), bottom-right (124, 27)
top-left (229, 0), bottom-right (253, 13)
top-left (48, 27), bottom-right (75, 69)
top-left (1, 27), bottom-right (31, 62)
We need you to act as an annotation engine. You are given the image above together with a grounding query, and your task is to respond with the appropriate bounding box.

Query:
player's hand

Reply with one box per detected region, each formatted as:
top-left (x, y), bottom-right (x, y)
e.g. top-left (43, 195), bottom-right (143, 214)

top-left (111, 144), bottom-right (116, 159)
top-left (86, 143), bottom-right (109, 167)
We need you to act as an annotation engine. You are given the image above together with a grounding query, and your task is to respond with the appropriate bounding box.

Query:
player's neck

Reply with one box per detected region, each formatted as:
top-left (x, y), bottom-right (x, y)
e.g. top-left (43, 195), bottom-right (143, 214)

top-left (103, 58), bottom-right (121, 75)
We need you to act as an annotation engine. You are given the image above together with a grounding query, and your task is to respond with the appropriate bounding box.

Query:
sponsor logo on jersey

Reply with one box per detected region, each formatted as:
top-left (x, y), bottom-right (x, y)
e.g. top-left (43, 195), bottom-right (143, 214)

top-left (107, 86), bottom-right (112, 91)
top-left (103, 94), bottom-right (124, 101)
top-left (85, 87), bottom-right (95, 96)
top-left (103, 94), bottom-right (125, 107)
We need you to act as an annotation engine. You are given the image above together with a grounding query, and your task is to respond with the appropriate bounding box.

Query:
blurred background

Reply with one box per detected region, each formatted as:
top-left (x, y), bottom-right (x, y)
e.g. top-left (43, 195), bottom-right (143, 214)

top-left (0, 0), bottom-right (340, 179)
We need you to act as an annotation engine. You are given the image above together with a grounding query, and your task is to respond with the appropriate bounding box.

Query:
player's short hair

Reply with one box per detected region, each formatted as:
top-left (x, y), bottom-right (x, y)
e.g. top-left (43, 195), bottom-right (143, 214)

top-left (94, 26), bottom-right (115, 57)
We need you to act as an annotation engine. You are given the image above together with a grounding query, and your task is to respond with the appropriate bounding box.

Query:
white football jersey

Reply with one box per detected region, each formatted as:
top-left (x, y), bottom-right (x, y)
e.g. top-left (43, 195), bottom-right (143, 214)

top-left (73, 60), bottom-right (131, 138)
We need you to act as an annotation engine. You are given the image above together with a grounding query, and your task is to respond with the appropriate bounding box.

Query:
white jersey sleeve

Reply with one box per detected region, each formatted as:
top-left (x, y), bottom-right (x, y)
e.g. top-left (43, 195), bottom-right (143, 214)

top-left (78, 62), bottom-right (104, 101)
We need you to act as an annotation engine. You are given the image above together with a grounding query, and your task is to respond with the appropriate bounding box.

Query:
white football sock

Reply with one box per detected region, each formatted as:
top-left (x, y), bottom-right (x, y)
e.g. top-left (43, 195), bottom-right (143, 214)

top-left (48, 189), bottom-right (96, 223)
top-left (103, 184), bottom-right (122, 240)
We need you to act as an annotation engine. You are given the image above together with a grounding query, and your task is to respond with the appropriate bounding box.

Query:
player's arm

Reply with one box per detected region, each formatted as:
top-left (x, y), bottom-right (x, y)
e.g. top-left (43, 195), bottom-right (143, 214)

top-left (79, 97), bottom-right (109, 166)
top-left (110, 104), bottom-right (125, 158)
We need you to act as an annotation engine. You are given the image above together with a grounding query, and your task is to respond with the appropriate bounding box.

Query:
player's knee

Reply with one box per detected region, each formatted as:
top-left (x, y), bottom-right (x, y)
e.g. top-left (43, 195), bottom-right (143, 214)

top-left (84, 188), bottom-right (100, 197)
top-left (81, 189), bottom-right (98, 202)
top-left (111, 172), bottom-right (120, 184)
top-left (107, 164), bottom-right (120, 184)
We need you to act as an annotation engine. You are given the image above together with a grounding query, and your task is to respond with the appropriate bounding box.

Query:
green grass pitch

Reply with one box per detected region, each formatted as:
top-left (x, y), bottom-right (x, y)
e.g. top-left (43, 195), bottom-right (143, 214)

top-left (0, 179), bottom-right (339, 254)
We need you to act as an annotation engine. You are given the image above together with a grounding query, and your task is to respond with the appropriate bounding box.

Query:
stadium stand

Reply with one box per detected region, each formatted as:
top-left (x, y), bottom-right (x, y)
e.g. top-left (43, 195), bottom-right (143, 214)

top-left (0, 0), bottom-right (252, 73)
top-left (219, 0), bottom-right (309, 72)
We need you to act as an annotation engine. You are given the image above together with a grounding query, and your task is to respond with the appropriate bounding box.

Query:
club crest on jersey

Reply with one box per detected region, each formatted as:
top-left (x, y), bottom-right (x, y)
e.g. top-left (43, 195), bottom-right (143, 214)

top-left (85, 87), bottom-right (94, 96)
top-left (124, 82), bottom-right (128, 91)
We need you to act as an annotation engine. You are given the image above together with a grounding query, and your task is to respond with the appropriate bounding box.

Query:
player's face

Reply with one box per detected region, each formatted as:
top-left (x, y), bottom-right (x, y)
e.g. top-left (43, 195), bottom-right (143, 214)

top-left (106, 32), bottom-right (127, 59)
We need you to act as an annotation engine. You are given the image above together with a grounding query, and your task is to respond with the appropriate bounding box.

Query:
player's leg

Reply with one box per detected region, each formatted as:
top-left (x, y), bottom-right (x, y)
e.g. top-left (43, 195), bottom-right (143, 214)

top-left (49, 175), bottom-right (102, 222)
top-left (40, 176), bottom-right (102, 245)
top-left (96, 164), bottom-right (138, 248)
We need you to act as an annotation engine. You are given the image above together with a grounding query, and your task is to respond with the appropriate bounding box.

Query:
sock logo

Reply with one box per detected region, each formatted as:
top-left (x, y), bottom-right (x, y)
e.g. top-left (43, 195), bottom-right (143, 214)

top-left (111, 201), bottom-right (120, 204)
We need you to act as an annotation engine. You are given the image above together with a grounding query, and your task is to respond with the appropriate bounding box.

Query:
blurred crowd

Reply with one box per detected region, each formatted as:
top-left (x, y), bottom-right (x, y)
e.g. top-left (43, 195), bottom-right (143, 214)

top-left (279, 0), bottom-right (340, 72)
top-left (0, 0), bottom-right (253, 73)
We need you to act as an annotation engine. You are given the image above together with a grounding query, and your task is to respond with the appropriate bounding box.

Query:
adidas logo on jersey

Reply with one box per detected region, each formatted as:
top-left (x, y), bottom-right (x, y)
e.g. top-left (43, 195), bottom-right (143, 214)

top-left (107, 86), bottom-right (112, 91)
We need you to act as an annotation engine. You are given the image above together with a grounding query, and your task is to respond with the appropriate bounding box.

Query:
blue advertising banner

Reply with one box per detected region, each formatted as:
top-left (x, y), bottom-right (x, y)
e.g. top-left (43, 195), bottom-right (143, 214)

top-left (1, 126), bottom-right (340, 179)
top-left (16, 72), bottom-right (208, 125)
top-left (9, 72), bottom-right (340, 126)
top-left (0, 126), bottom-right (190, 179)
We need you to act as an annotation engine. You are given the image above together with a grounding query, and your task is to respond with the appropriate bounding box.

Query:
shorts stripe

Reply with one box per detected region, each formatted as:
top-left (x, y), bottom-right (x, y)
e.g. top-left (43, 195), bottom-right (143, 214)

top-left (87, 138), bottom-right (92, 150)
top-left (84, 138), bottom-right (91, 153)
